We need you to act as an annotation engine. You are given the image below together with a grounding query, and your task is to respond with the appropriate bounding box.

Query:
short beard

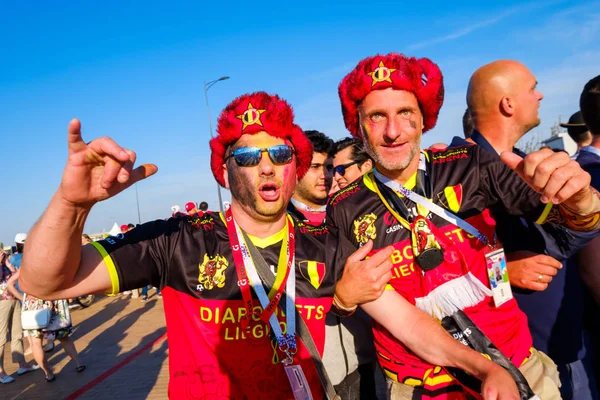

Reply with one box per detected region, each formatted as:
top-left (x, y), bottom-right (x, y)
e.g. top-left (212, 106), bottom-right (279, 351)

top-left (227, 161), bottom-right (284, 220)
top-left (295, 180), bottom-right (328, 207)
top-left (362, 129), bottom-right (421, 172)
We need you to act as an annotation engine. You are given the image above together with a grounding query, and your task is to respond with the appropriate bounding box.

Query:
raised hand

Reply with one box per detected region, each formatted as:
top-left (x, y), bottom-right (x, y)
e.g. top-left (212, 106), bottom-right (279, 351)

top-left (59, 119), bottom-right (158, 207)
top-left (501, 149), bottom-right (595, 213)
top-left (335, 240), bottom-right (394, 308)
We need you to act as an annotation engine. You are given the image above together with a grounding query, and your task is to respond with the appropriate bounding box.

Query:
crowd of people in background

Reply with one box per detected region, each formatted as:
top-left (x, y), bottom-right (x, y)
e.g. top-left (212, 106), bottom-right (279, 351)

top-left (1, 233), bottom-right (84, 383)
top-left (4, 53), bottom-right (600, 400)
top-left (170, 200), bottom-right (210, 218)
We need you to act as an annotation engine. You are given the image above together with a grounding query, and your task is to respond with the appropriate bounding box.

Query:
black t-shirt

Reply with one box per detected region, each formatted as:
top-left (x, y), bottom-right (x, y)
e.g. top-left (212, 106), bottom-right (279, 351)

top-left (327, 145), bottom-right (547, 392)
top-left (91, 212), bottom-right (355, 400)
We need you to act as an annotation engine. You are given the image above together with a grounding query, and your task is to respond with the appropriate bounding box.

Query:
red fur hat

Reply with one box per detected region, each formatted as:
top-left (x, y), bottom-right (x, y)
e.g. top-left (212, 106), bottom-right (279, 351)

top-left (209, 92), bottom-right (313, 188)
top-left (338, 53), bottom-right (444, 138)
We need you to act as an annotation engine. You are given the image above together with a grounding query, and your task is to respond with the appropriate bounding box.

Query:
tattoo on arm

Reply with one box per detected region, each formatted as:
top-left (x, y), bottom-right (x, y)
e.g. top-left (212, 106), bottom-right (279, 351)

top-left (545, 205), bottom-right (600, 231)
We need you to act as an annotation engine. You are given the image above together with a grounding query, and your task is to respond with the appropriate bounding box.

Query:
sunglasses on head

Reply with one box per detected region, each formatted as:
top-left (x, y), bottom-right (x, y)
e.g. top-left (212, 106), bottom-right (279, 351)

top-left (333, 161), bottom-right (359, 176)
top-left (226, 144), bottom-right (294, 167)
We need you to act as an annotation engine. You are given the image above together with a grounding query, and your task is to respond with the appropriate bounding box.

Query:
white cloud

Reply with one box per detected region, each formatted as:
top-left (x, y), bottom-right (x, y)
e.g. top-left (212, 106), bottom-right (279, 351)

top-left (516, 2), bottom-right (600, 48)
top-left (408, 0), bottom-right (568, 50)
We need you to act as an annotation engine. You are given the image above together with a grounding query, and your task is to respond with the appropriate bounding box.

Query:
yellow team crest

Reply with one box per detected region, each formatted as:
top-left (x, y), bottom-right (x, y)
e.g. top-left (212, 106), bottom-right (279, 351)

top-left (354, 213), bottom-right (378, 244)
top-left (198, 254), bottom-right (228, 291)
top-left (369, 61), bottom-right (396, 86)
top-left (236, 102), bottom-right (266, 131)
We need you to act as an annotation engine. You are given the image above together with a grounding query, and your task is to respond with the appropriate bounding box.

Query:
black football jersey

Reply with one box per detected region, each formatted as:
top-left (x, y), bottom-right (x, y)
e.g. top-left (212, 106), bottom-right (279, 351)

top-left (91, 212), bottom-right (355, 399)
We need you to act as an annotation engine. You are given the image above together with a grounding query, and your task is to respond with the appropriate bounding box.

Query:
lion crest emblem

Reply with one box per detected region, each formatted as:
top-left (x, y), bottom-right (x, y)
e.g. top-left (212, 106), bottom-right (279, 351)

top-left (353, 213), bottom-right (378, 245)
top-left (198, 254), bottom-right (228, 291)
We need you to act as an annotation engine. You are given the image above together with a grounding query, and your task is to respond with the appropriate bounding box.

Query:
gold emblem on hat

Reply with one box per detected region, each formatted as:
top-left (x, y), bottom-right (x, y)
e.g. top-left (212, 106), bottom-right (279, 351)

top-left (369, 61), bottom-right (396, 87)
top-left (237, 102), bottom-right (266, 131)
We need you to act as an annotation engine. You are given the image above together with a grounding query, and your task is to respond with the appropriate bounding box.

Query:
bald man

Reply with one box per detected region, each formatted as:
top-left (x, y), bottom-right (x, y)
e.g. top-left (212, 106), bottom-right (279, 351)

top-left (467, 60), bottom-right (542, 150)
top-left (450, 60), bottom-right (600, 400)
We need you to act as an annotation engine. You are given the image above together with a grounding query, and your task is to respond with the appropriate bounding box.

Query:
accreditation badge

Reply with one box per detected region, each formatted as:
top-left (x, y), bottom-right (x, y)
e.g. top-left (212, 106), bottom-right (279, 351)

top-left (484, 248), bottom-right (513, 307)
top-left (284, 364), bottom-right (313, 400)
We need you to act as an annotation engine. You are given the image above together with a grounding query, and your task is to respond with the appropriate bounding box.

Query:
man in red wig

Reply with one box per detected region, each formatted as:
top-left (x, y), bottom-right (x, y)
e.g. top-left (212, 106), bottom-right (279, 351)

top-left (19, 92), bottom-right (520, 399)
top-left (328, 53), bottom-right (600, 399)
top-left (185, 201), bottom-right (198, 215)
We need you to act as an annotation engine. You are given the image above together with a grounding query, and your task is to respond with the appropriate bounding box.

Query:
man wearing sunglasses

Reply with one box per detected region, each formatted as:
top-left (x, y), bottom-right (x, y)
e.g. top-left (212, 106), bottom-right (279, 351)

top-left (332, 137), bottom-right (373, 190)
top-left (16, 92), bottom-right (388, 399)
top-left (328, 53), bottom-right (600, 399)
top-left (20, 90), bottom-right (523, 399)
top-left (287, 130), bottom-right (334, 226)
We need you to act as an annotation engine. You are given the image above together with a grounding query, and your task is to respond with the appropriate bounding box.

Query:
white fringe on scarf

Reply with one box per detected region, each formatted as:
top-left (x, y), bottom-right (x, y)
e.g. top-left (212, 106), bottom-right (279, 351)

top-left (415, 272), bottom-right (493, 320)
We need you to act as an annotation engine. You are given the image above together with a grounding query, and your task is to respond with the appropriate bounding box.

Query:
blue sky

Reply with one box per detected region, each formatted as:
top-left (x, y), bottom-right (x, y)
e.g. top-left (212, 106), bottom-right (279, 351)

top-left (1, 0), bottom-right (599, 245)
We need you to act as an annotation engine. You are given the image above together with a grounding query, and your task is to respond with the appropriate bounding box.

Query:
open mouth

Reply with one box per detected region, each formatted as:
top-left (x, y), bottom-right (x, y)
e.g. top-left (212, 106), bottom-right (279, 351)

top-left (259, 182), bottom-right (281, 201)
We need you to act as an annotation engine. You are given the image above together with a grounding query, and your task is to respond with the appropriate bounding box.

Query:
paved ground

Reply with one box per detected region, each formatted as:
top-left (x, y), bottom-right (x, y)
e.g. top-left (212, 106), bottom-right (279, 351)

top-left (1, 290), bottom-right (169, 399)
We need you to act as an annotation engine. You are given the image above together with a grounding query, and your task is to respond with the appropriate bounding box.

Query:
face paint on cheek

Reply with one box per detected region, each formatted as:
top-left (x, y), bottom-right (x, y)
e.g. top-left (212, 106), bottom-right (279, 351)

top-left (409, 120), bottom-right (417, 129)
top-left (360, 123), bottom-right (374, 145)
top-left (228, 168), bottom-right (256, 209)
top-left (283, 165), bottom-right (291, 181)
top-left (281, 164), bottom-right (297, 198)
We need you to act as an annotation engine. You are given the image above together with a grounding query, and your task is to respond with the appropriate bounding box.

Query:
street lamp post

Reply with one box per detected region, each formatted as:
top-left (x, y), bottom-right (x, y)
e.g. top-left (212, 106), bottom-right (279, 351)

top-left (204, 76), bottom-right (230, 213)
top-left (135, 183), bottom-right (142, 225)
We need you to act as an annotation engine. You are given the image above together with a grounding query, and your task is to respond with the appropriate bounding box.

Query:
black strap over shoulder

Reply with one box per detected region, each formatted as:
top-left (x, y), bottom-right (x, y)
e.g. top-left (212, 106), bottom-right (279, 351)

top-left (241, 231), bottom-right (341, 400)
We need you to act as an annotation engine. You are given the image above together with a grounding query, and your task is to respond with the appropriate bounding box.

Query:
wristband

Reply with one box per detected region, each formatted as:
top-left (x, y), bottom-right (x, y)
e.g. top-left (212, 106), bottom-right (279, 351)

top-left (332, 294), bottom-right (358, 317)
top-left (557, 187), bottom-right (600, 231)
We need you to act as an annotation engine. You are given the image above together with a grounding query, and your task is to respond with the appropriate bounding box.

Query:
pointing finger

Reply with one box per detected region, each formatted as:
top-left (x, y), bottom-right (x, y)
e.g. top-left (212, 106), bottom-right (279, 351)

top-left (347, 240), bottom-right (374, 264)
top-left (67, 119), bottom-right (86, 153)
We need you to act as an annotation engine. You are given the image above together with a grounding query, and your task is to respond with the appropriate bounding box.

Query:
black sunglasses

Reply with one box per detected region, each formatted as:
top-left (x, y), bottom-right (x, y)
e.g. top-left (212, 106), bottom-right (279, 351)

top-left (226, 144), bottom-right (294, 167)
top-left (333, 161), bottom-right (360, 176)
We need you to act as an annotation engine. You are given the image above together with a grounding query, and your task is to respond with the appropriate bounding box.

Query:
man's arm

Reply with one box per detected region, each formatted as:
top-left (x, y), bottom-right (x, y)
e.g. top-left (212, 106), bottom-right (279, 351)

top-left (362, 291), bottom-right (519, 399)
top-left (501, 149), bottom-right (600, 231)
top-left (20, 194), bottom-right (111, 299)
top-left (20, 119), bottom-right (157, 300)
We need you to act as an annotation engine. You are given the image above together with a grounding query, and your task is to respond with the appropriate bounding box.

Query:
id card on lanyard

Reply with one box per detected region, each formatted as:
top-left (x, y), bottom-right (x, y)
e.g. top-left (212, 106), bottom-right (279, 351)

top-left (225, 209), bottom-right (313, 400)
top-left (373, 164), bottom-right (514, 306)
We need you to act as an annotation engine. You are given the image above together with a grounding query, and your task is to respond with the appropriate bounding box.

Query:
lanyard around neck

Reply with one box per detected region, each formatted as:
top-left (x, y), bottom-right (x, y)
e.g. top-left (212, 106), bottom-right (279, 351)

top-left (372, 152), bottom-right (430, 226)
top-left (225, 208), bottom-right (297, 353)
top-left (373, 166), bottom-right (494, 248)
